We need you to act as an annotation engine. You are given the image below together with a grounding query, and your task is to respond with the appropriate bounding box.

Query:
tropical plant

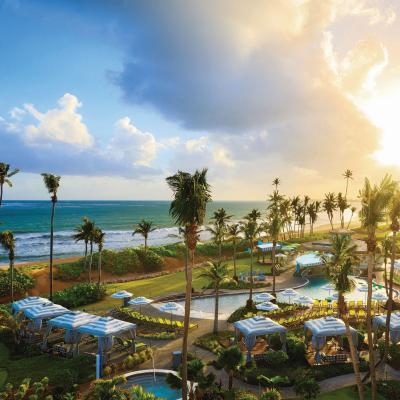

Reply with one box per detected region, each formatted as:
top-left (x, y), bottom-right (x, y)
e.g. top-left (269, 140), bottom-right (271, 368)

top-left (0, 163), bottom-right (19, 207)
top-left (211, 208), bottom-right (233, 228)
top-left (293, 376), bottom-right (320, 400)
top-left (0, 309), bottom-right (20, 343)
top-left (306, 201), bottom-right (320, 235)
top-left (323, 192), bottom-right (337, 230)
top-left (133, 220), bottom-right (156, 253)
top-left (0, 231), bottom-right (15, 301)
top-left (272, 178), bottom-right (280, 191)
top-left (337, 192), bottom-right (349, 229)
top-left (244, 209), bottom-right (261, 223)
top-left (0, 377), bottom-right (52, 400)
top-left (130, 385), bottom-right (159, 400)
top-left (343, 169), bottom-right (353, 199)
top-left (166, 169), bottom-right (211, 400)
top-left (84, 376), bottom-right (131, 400)
top-left (260, 387), bottom-right (282, 400)
top-left (358, 174), bottom-right (397, 399)
top-left (93, 228), bottom-right (105, 285)
top-left (206, 222), bottom-right (225, 260)
top-left (41, 173), bottom-right (61, 300)
top-left (227, 223), bottom-right (241, 280)
top-left (257, 374), bottom-right (288, 389)
top-left (199, 261), bottom-right (233, 333)
top-left (240, 219), bottom-right (261, 306)
top-left (347, 206), bottom-right (357, 229)
top-left (72, 217), bottom-right (94, 270)
top-left (379, 236), bottom-right (392, 295)
top-left (321, 233), bottom-right (364, 400)
top-left (214, 346), bottom-right (245, 390)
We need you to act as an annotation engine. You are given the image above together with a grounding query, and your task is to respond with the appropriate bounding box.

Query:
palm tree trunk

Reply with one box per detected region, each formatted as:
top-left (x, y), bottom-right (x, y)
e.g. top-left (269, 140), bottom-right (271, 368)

top-left (366, 242), bottom-right (377, 399)
top-left (384, 230), bottom-right (397, 362)
top-left (214, 284), bottom-right (219, 334)
top-left (84, 242), bottom-right (88, 270)
top-left (233, 240), bottom-right (237, 280)
top-left (228, 371), bottom-right (233, 390)
top-left (272, 241), bottom-right (276, 296)
top-left (248, 247), bottom-right (254, 306)
top-left (0, 183), bottom-right (3, 207)
top-left (49, 199), bottom-right (56, 300)
top-left (383, 258), bottom-right (388, 296)
top-left (144, 236), bottom-right (147, 253)
top-left (347, 211), bottom-right (354, 229)
top-left (9, 254), bottom-right (14, 302)
top-left (98, 248), bottom-right (102, 285)
top-left (88, 240), bottom-right (93, 283)
top-left (219, 242), bottom-right (222, 261)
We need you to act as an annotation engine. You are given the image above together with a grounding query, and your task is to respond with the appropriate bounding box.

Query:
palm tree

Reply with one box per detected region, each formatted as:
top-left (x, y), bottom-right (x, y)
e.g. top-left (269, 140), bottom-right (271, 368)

top-left (41, 173), bottom-right (61, 301)
top-left (166, 169), bottom-right (211, 400)
top-left (358, 174), bottom-right (396, 399)
top-left (133, 219), bottom-right (156, 253)
top-left (211, 208), bottom-right (233, 227)
top-left (94, 228), bottom-right (106, 286)
top-left (384, 190), bottom-right (400, 363)
top-left (307, 201), bottom-right (320, 235)
top-left (321, 234), bottom-right (364, 400)
top-left (347, 206), bottom-right (357, 229)
top-left (227, 223), bottom-right (241, 280)
top-left (73, 217), bottom-right (94, 270)
top-left (244, 208), bottom-right (261, 223)
top-left (0, 163), bottom-right (19, 207)
top-left (87, 223), bottom-right (96, 283)
top-left (0, 231), bottom-right (15, 301)
top-left (206, 222), bottom-right (225, 260)
top-left (343, 169), bottom-right (353, 199)
top-left (199, 261), bottom-right (232, 333)
top-left (323, 192), bottom-right (337, 230)
top-left (379, 236), bottom-right (392, 295)
top-left (241, 219), bottom-right (261, 307)
top-left (272, 178), bottom-right (280, 191)
top-left (337, 192), bottom-right (349, 229)
top-left (215, 346), bottom-right (245, 390)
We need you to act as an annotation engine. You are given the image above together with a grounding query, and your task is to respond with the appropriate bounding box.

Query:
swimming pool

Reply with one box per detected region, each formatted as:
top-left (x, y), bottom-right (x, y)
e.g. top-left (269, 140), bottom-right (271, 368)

top-left (123, 370), bottom-right (181, 400)
top-left (153, 276), bottom-right (391, 320)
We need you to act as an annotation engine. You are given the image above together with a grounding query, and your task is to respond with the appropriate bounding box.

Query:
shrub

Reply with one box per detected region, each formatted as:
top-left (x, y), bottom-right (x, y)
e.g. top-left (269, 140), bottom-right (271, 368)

top-left (263, 351), bottom-right (288, 368)
top-left (286, 335), bottom-right (306, 363)
top-left (260, 388), bottom-right (282, 400)
top-left (227, 305), bottom-right (258, 323)
top-left (137, 250), bottom-right (165, 271)
top-left (268, 334), bottom-right (282, 351)
top-left (377, 380), bottom-right (400, 399)
top-left (235, 392), bottom-right (259, 400)
top-left (56, 262), bottom-right (85, 281)
top-left (310, 360), bottom-right (369, 381)
top-left (52, 283), bottom-right (106, 308)
top-left (294, 376), bottom-right (320, 399)
top-left (0, 270), bottom-right (34, 298)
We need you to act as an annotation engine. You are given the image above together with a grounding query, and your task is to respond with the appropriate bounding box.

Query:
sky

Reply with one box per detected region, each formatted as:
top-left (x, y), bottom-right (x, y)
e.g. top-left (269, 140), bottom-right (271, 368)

top-left (1, 0), bottom-right (400, 201)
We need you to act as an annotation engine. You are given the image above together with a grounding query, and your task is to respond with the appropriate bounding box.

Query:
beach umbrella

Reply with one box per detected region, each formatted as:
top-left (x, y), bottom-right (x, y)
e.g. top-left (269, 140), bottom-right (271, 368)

top-left (111, 290), bottom-right (133, 307)
top-left (321, 283), bottom-right (336, 295)
top-left (128, 296), bottom-right (152, 313)
top-left (293, 295), bottom-right (314, 306)
top-left (160, 302), bottom-right (183, 324)
top-left (256, 302), bottom-right (280, 312)
top-left (357, 285), bottom-right (370, 304)
top-left (254, 292), bottom-right (275, 303)
top-left (280, 288), bottom-right (299, 304)
top-left (372, 292), bottom-right (388, 303)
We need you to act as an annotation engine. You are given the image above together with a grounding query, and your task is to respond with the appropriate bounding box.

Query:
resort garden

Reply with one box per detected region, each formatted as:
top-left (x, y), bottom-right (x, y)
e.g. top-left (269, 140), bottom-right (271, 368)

top-left (0, 165), bottom-right (400, 399)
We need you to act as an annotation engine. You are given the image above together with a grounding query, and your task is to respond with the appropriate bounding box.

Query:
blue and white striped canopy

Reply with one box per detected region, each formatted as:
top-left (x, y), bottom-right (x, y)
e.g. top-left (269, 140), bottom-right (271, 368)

top-left (304, 316), bottom-right (347, 336)
top-left (77, 316), bottom-right (136, 337)
top-left (24, 303), bottom-right (69, 321)
top-left (257, 242), bottom-right (282, 252)
top-left (48, 311), bottom-right (99, 330)
top-left (128, 296), bottom-right (152, 306)
top-left (373, 312), bottom-right (400, 331)
top-left (296, 253), bottom-right (323, 267)
top-left (255, 302), bottom-right (279, 312)
top-left (234, 316), bottom-right (286, 337)
top-left (254, 292), bottom-right (275, 302)
top-left (12, 296), bottom-right (51, 313)
top-left (160, 302), bottom-right (183, 312)
top-left (111, 290), bottom-right (133, 299)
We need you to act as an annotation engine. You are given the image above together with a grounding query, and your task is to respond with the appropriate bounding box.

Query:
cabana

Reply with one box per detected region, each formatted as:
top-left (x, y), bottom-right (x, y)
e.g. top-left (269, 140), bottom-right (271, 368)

top-left (24, 303), bottom-right (69, 331)
top-left (373, 312), bottom-right (400, 344)
top-left (295, 253), bottom-right (324, 274)
top-left (304, 316), bottom-right (358, 364)
top-left (257, 242), bottom-right (282, 263)
top-left (76, 316), bottom-right (136, 365)
top-left (234, 316), bottom-right (287, 361)
top-left (42, 311), bottom-right (99, 354)
top-left (12, 296), bottom-right (51, 316)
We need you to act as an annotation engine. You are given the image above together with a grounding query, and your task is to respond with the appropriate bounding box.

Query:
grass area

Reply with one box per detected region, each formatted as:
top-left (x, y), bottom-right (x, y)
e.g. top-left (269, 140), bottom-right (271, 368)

top-left (316, 386), bottom-right (385, 400)
top-left (84, 256), bottom-right (276, 312)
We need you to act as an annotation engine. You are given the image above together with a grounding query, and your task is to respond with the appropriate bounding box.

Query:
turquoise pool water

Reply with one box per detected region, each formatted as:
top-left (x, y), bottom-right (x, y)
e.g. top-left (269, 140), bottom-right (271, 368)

top-left (125, 372), bottom-right (181, 400)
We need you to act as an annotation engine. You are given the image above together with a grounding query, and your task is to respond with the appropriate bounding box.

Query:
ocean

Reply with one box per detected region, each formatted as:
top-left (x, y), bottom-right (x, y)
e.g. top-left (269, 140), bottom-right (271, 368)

top-left (0, 200), bottom-right (268, 263)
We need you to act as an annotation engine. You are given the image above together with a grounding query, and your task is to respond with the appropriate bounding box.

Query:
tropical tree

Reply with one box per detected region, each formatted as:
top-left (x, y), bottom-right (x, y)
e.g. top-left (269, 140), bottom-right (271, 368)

top-left (130, 386), bottom-right (159, 400)
top-left (227, 223), bottom-right (241, 280)
top-left (199, 261), bottom-right (233, 333)
top-left (343, 169), bottom-right (353, 199)
top-left (290, 196), bottom-right (301, 236)
top-left (0, 231), bottom-right (15, 301)
top-left (321, 234), bottom-right (364, 400)
top-left (241, 219), bottom-right (261, 307)
top-left (0, 163), bottom-right (19, 207)
top-left (214, 346), bottom-right (245, 390)
top-left (379, 236), bottom-right (392, 295)
top-left (94, 228), bottom-right (106, 286)
top-left (72, 217), bottom-right (94, 270)
top-left (272, 178), bottom-right (280, 191)
top-left (166, 169), bottom-right (211, 400)
top-left (133, 219), bottom-right (156, 253)
top-left (384, 190), bottom-right (400, 363)
top-left (211, 208), bottom-right (233, 228)
top-left (301, 195), bottom-right (310, 237)
top-left (323, 192), bottom-right (337, 230)
top-left (244, 208), bottom-right (261, 223)
top-left (307, 201), bottom-right (320, 235)
top-left (358, 174), bottom-right (396, 399)
top-left (206, 222), bottom-right (225, 260)
top-left (87, 222), bottom-right (96, 283)
top-left (347, 206), bottom-right (357, 229)
top-left (337, 192), bottom-right (349, 229)
top-left (0, 309), bottom-right (21, 343)
top-left (41, 173), bottom-right (61, 300)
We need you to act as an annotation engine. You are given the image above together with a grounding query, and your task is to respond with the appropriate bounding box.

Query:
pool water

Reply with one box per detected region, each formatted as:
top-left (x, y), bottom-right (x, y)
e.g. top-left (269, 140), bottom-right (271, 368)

top-left (125, 372), bottom-right (181, 400)
top-left (155, 276), bottom-right (389, 320)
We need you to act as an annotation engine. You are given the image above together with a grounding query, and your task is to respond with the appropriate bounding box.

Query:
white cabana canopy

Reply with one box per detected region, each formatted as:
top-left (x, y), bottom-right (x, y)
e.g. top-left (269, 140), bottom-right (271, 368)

top-left (24, 303), bottom-right (69, 331)
top-left (296, 253), bottom-right (323, 269)
top-left (257, 242), bottom-right (282, 252)
top-left (373, 312), bottom-right (400, 344)
top-left (12, 296), bottom-right (51, 315)
top-left (304, 316), bottom-right (358, 363)
top-left (234, 316), bottom-right (287, 361)
top-left (254, 292), bottom-right (275, 302)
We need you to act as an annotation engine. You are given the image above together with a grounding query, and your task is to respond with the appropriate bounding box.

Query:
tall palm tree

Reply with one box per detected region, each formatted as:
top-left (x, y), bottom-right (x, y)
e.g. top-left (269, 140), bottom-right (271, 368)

top-left (41, 173), bottom-right (61, 301)
top-left (321, 234), bottom-right (364, 400)
top-left (0, 163), bottom-right (19, 207)
top-left (72, 217), bottom-right (93, 269)
top-left (337, 192), bottom-right (349, 229)
top-left (384, 190), bottom-right (400, 363)
top-left (206, 222), bottom-right (225, 260)
top-left (211, 208), bottom-right (233, 227)
top-left (244, 208), bottom-right (261, 223)
top-left (94, 228), bottom-right (106, 286)
top-left (272, 178), bottom-right (280, 191)
top-left (166, 169), bottom-right (211, 400)
top-left (87, 223), bottom-right (96, 283)
top-left (133, 219), bottom-right (156, 253)
top-left (347, 206), bottom-right (357, 229)
top-left (290, 196), bottom-right (301, 237)
top-left (241, 219), bottom-right (261, 307)
top-left (227, 223), bottom-right (241, 280)
top-left (0, 231), bottom-right (15, 301)
top-left (323, 192), bottom-right (337, 230)
top-left (199, 261), bottom-right (232, 333)
top-left (307, 201), bottom-right (320, 235)
top-left (301, 195), bottom-right (310, 237)
top-left (343, 169), bottom-right (353, 199)
top-left (379, 236), bottom-right (392, 296)
top-left (359, 174), bottom-right (396, 399)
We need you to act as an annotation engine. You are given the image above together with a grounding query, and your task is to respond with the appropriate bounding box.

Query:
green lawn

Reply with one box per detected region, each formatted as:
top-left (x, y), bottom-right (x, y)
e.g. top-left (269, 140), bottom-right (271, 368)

top-left (84, 257), bottom-right (273, 312)
top-left (316, 386), bottom-right (385, 400)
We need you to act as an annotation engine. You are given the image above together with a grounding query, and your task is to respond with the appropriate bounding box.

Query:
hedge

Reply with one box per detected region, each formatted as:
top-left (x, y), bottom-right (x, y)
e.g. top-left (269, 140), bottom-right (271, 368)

top-left (52, 283), bottom-right (106, 308)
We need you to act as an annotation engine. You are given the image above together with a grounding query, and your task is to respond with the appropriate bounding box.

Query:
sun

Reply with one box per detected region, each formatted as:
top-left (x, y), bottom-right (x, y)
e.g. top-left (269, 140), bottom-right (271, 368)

top-left (359, 86), bottom-right (400, 166)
